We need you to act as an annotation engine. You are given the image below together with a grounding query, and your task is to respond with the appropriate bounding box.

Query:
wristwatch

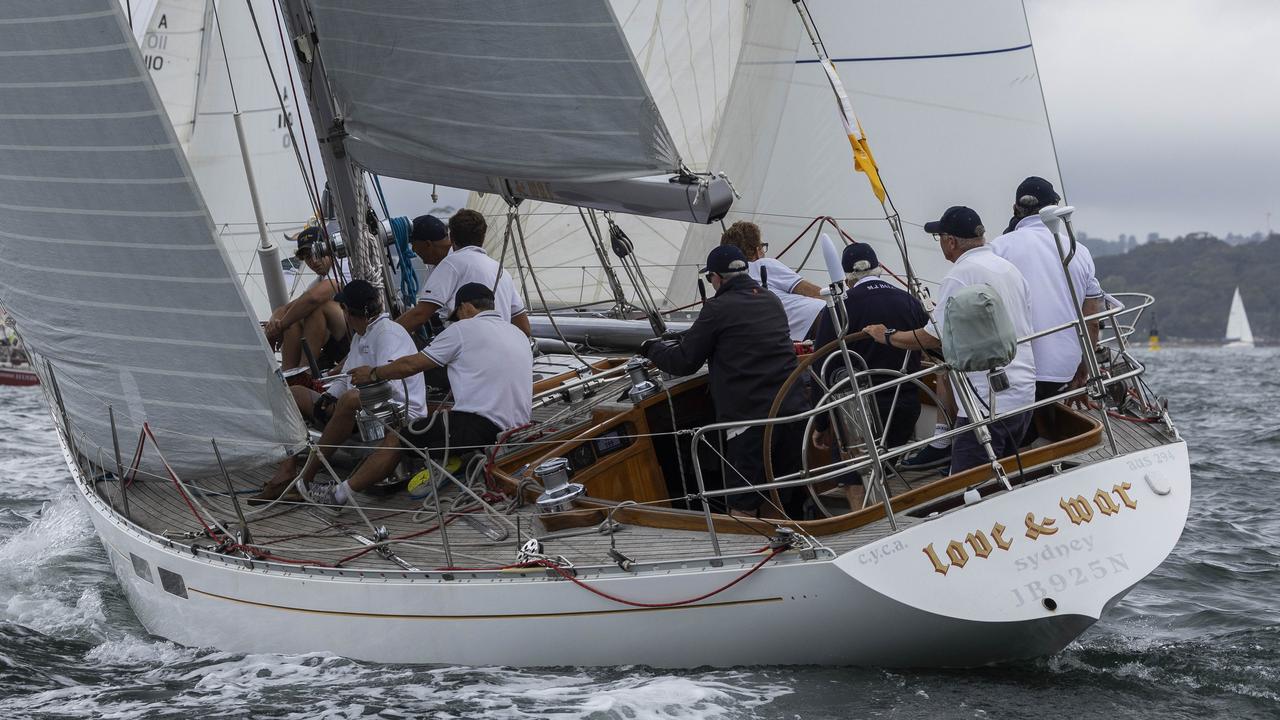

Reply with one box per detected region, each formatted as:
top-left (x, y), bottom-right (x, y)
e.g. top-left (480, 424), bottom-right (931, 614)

top-left (370, 367), bottom-right (380, 383)
top-left (882, 328), bottom-right (897, 346)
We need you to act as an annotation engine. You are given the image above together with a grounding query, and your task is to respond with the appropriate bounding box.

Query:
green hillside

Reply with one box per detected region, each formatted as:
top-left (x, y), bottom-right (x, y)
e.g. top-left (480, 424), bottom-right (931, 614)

top-left (1094, 234), bottom-right (1279, 342)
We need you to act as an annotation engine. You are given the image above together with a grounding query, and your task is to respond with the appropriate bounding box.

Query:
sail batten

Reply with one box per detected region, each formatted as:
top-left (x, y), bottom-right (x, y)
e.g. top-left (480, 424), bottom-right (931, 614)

top-left (0, 0), bottom-right (305, 474)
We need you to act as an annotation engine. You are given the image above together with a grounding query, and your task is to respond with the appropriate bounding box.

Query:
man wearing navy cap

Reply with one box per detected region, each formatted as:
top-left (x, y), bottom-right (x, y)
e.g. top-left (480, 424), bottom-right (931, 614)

top-left (992, 177), bottom-right (1104, 441)
top-left (810, 243), bottom-right (929, 508)
top-left (264, 224), bottom-right (351, 383)
top-left (642, 245), bottom-right (808, 519)
top-left (409, 214), bottom-right (451, 269)
top-left (863, 206), bottom-right (1036, 476)
top-left (254, 278), bottom-right (425, 505)
top-left (292, 282), bottom-right (533, 512)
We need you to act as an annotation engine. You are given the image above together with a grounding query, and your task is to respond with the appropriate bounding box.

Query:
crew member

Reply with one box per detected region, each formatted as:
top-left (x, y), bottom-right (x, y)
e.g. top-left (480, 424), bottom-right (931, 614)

top-left (863, 206), bottom-right (1036, 476)
top-left (264, 225), bottom-right (350, 382)
top-left (252, 279), bottom-right (425, 504)
top-left (642, 246), bottom-right (808, 518)
top-left (409, 214), bottom-right (453, 275)
top-left (810, 243), bottom-right (929, 509)
top-left (991, 176), bottom-right (1104, 439)
top-left (396, 209), bottom-right (531, 340)
top-left (298, 283), bottom-right (534, 512)
top-left (720, 221), bottom-right (825, 341)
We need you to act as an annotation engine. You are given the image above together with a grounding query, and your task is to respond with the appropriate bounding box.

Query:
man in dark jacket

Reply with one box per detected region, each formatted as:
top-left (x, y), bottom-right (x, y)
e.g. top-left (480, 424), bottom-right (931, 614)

top-left (810, 244), bottom-right (929, 508)
top-left (643, 246), bottom-right (808, 518)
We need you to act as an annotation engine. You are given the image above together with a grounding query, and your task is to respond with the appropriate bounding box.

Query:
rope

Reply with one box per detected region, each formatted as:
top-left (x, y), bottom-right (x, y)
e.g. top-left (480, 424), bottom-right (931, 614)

top-left (369, 175), bottom-right (419, 309)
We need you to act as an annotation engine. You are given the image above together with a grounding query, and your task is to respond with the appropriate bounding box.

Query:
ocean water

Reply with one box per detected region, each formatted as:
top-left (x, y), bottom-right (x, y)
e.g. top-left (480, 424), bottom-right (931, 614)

top-left (0, 347), bottom-right (1276, 719)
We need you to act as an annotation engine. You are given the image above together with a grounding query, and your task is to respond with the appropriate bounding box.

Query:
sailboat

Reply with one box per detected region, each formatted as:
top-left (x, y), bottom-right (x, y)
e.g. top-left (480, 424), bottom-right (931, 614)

top-left (1224, 287), bottom-right (1255, 348)
top-left (0, 0), bottom-right (1191, 668)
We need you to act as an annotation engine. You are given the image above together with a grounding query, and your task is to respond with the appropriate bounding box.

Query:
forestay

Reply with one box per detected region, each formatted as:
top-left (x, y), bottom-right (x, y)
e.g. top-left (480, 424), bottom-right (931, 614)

top-left (668, 0), bottom-right (1064, 305)
top-left (469, 1), bottom-right (747, 309)
top-left (302, 0), bottom-right (679, 193)
top-left (0, 0), bottom-right (306, 474)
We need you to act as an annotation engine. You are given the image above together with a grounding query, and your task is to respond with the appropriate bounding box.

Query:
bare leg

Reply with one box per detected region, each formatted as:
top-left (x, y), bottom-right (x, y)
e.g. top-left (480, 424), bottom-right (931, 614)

top-left (298, 307), bottom-right (330, 370)
top-left (299, 389), bottom-right (360, 484)
top-left (346, 434), bottom-right (403, 493)
top-left (280, 320), bottom-right (305, 370)
top-left (253, 387), bottom-right (321, 501)
top-left (843, 483), bottom-right (866, 511)
top-left (318, 300), bottom-right (347, 345)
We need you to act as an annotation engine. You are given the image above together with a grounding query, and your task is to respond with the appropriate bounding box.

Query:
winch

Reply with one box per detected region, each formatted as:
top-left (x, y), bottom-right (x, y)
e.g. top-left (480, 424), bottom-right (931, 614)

top-left (624, 357), bottom-right (661, 403)
top-left (354, 380), bottom-right (406, 443)
top-left (532, 457), bottom-right (585, 513)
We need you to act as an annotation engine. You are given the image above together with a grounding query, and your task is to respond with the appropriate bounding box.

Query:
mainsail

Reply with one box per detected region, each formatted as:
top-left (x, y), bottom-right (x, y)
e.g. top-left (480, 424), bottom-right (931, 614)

top-left (131, 0), bottom-right (322, 319)
top-left (297, 1), bottom-right (682, 191)
top-left (1224, 287), bottom-right (1255, 347)
top-left (470, 1), bottom-right (747, 309)
top-left (0, 0), bottom-right (306, 474)
top-left (668, 0), bottom-right (1065, 305)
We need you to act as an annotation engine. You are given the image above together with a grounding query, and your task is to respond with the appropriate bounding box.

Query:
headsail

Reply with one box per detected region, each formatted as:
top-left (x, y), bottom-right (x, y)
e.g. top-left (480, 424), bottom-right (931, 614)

top-left (668, 0), bottom-right (1065, 305)
top-left (0, 0), bottom-right (306, 474)
top-left (469, 1), bottom-right (747, 309)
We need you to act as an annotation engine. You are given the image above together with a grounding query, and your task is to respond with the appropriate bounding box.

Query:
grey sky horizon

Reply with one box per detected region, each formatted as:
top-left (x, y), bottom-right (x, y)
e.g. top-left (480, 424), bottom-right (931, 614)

top-left (1025, 0), bottom-right (1278, 240)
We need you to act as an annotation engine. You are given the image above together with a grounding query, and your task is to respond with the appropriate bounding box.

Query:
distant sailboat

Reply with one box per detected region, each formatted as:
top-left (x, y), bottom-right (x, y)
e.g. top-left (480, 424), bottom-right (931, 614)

top-left (1224, 287), bottom-right (1255, 348)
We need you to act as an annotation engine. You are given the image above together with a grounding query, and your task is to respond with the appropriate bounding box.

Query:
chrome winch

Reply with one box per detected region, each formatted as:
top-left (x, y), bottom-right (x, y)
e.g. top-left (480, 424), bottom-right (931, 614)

top-left (532, 457), bottom-right (585, 514)
top-left (354, 380), bottom-right (406, 443)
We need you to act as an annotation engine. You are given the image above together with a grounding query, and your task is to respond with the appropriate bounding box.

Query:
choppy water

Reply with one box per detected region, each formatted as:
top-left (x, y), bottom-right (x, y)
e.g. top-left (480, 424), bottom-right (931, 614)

top-left (0, 347), bottom-right (1276, 719)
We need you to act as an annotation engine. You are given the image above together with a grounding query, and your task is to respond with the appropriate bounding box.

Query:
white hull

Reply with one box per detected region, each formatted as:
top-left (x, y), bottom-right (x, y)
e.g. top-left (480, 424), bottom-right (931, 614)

top-left (65, 430), bottom-right (1191, 668)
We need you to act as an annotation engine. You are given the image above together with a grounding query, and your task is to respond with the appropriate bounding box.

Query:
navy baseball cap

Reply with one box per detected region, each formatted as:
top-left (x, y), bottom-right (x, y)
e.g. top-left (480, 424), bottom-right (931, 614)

top-left (334, 279), bottom-right (381, 316)
top-left (291, 225), bottom-right (323, 258)
top-left (924, 206), bottom-right (985, 239)
top-left (1015, 176), bottom-right (1060, 207)
top-left (699, 245), bottom-right (749, 275)
top-left (410, 215), bottom-right (447, 245)
top-left (449, 282), bottom-right (495, 321)
top-left (841, 243), bottom-right (879, 273)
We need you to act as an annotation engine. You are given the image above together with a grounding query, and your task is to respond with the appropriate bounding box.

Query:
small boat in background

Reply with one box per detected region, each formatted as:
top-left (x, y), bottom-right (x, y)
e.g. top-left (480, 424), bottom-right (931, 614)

top-left (0, 323), bottom-right (37, 387)
top-left (1224, 287), bottom-right (1255, 348)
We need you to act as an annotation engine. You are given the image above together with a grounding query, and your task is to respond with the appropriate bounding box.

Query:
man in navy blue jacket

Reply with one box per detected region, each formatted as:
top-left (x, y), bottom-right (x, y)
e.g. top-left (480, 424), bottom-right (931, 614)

top-left (643, 246), bottom-right (808, 518)
top-left (811, 244), bottom-right (929, 509)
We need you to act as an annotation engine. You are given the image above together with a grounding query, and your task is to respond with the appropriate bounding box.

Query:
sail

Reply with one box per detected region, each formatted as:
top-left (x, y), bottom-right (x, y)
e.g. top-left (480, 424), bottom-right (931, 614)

top-left (668, 0), bottom-right (1065, 305)
top-left (469, 0), bottom-right (747, 309)
top-left (126, 0), bottom-right (208, 148)
top-left (0, 0), bottom-right (306, 474)
top-left (295, 1), bottom-right (681, 192)
top-left (1225, 287), bottom-right (1255, 347)
top-left (133, 0), bottom-right (321, 319)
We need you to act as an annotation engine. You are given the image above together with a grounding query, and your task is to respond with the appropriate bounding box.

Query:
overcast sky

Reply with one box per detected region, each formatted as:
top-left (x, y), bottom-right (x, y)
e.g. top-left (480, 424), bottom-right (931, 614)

top-left (1024, 0), bottom-right (1280, 240)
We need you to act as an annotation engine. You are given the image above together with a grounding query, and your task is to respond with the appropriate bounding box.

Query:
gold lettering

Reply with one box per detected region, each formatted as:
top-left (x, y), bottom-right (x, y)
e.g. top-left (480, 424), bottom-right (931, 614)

top-left (965, 531), bottom-right (993, 559)
top-left (1113, 481), bottom-right (1138, 509)
top-left (991, 522), bottom-right (1012, 550)
top-left (1060, 495), bottom-right (1095, 525)
top-left (923, 543), bottom-right (949, 575)
top-left (1025, 512), bottom-right (1058, 540)
top-left (946, 540), bottom-right (969, 568)
top-left (1094, 489), bottom-right (1120, 516)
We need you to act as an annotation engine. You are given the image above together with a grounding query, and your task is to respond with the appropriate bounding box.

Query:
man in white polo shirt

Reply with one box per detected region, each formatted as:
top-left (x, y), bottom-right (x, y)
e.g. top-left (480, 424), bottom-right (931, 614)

top-left (396, 209), bottom-right (531, 339)
top-left (863, 206), bottom-right (1036, 476)
top-left (302, 283), bottom-right (533, 512)
top-left (253, 279), bottom-right (425, 505)
top-left (720, 221), bottom-right (825, 341)
top-left (991, 177), bottom-right (1104, 439)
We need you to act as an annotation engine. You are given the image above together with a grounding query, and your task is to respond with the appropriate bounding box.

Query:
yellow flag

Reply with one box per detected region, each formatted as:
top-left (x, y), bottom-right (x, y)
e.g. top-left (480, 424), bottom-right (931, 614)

top-left (821, 60), bottom-right (887, 204)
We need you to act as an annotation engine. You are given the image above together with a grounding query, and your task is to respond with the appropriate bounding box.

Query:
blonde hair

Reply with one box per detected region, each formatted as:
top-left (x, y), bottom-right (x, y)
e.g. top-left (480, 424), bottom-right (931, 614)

top-left (720, 221), bottom-right (764, 257)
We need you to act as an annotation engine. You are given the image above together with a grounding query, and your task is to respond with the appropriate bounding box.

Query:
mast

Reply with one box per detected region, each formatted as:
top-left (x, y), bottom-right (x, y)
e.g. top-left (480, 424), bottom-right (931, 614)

top-left (276, 0), bottom-right (384, 291)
